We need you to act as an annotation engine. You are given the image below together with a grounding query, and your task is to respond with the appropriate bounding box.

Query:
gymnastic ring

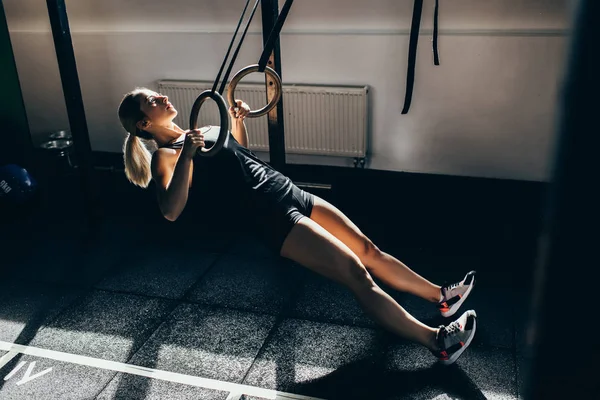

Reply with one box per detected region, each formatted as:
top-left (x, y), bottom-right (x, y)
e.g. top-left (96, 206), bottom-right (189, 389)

top-left (189, 90), bottom-right (230, 157)
top-left (227, 64), bottom-right (282, 118)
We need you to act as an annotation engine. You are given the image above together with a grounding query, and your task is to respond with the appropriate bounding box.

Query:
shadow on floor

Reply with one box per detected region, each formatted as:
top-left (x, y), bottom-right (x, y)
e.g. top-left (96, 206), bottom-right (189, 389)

top-left (293, 356), bottom-right (488, 400)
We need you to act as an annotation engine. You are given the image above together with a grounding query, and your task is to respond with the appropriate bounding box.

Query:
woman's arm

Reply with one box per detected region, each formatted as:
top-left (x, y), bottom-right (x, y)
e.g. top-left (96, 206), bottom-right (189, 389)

top-left (152, 130), bottom-right (205, 221)
top-left (229, 100), bottom-right (250, 147)
top-left (231, 119), bottom-right (249, 148)
top-left (152, 150), bottom-right (193, 221)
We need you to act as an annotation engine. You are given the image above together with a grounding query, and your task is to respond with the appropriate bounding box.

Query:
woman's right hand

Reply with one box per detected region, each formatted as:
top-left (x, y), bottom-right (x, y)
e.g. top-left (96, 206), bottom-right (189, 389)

top-left (182, 129), bottom-right (205, 159)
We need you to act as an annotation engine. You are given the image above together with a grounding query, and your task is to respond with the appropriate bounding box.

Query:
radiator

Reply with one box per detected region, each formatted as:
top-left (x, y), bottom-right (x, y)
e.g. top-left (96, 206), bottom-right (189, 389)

top-left (157, 80), bottom-right (369, 160)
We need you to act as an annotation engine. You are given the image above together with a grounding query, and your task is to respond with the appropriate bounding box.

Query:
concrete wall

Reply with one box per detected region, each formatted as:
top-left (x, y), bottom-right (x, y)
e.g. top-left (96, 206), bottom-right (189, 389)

top-left (4, 0), bottom-right (572, 181)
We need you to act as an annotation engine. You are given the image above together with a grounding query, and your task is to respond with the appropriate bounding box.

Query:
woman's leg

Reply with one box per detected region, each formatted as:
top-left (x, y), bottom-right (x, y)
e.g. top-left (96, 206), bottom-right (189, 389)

top-left (280, 216), bottom-right (439, 350)
top-left (309, 196), bottom-right (442, 302)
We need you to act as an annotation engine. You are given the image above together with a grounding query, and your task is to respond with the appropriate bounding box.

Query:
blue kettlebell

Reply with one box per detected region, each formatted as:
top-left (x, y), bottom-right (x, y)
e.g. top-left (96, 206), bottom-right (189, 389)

top-left (0, 164), bottom-right (38, 203)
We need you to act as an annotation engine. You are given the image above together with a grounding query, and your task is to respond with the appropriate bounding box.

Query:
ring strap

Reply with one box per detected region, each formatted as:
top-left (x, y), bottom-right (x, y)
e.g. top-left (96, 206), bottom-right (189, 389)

top-left (217, 0), bottom-right (262, 95)
top-left (257, 0), bottom-right (295, 72)
top-left (212, 0), bottom-right (257, 95)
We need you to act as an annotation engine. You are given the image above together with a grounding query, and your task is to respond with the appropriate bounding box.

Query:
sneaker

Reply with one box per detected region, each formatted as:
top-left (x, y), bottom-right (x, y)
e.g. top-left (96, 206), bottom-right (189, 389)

top-left (432, 310), bottom-right (477, 365)
top-left (437, 270), bottom-right (476, 317)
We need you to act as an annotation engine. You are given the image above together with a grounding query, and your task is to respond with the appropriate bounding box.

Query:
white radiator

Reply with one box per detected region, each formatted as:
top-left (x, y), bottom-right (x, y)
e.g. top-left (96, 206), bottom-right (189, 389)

top-left (157, 80), bottom-right (369, 160)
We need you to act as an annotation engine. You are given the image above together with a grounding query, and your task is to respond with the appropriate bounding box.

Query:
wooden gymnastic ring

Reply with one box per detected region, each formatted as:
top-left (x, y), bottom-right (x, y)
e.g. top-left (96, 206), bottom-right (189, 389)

top-left (189, 90), bottom-right (230, 157)
top-left (227, 64), bottom-right (282, 118)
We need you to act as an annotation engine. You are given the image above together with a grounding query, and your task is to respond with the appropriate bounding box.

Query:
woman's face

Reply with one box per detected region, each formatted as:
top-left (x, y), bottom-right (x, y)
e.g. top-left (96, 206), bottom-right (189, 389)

top-left (139, 90), bottom-right (177, 126)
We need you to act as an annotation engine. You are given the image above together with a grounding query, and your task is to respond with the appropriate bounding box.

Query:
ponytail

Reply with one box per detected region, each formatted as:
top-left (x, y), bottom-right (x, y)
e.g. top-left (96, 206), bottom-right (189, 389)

top-left (118, 88), bottom-right (155, 188)
top-left (123, 133), bottom-right (152, 188)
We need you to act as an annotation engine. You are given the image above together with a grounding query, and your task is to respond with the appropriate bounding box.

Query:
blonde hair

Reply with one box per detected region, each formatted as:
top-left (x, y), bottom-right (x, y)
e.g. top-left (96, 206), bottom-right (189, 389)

top-left (118, 88), bottom-right (155, 188)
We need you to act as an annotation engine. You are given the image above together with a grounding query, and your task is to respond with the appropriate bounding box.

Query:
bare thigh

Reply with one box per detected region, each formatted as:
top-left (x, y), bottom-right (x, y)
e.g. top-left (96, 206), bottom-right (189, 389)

top-left (280, 216), bottom-right (374, 290)
top-left (309, 195), bottom-right (378, 264)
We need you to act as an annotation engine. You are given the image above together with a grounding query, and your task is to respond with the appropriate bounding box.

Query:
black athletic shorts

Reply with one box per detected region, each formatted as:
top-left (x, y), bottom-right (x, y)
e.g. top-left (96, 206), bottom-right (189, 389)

top-left (252, 184), bottom-right (314, 254)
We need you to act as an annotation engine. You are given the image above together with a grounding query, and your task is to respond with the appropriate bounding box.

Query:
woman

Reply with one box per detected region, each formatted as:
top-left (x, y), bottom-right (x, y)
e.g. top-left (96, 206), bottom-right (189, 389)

top-left (118, 87), bottom-right (477, 365)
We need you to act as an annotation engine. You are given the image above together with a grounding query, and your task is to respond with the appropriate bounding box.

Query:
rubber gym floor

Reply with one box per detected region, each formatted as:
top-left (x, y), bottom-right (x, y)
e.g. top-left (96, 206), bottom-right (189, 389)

top-left (0, 167), bottom-right (543, 400)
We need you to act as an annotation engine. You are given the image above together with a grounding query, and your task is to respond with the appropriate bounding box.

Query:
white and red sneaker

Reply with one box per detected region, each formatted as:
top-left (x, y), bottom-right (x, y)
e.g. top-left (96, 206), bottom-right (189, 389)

top-left (436, 271), bottom-right (476, 317)
top-left (432, 310), bottom-right (477, 365)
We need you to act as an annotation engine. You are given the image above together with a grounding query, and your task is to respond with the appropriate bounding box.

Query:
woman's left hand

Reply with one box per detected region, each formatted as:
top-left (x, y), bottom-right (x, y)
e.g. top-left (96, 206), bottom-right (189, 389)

top-left (229, 99), bottom-right (250, 120)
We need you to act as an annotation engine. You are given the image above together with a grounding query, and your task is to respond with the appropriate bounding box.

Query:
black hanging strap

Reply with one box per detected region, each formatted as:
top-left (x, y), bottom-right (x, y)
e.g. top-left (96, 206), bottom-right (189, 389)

top-left (402, 0), bottom-right (441, 114)
top-left (433, 0), bottom-right (440, 65)
top-left (401, 0), bottom-right (424, 115)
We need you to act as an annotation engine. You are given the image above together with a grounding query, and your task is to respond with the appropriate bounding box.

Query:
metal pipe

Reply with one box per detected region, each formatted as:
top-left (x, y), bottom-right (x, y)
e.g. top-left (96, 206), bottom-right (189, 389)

top-left (46, 0), bottom-right (97, 224)
top-left (260, 0), bottom-right (287, 172)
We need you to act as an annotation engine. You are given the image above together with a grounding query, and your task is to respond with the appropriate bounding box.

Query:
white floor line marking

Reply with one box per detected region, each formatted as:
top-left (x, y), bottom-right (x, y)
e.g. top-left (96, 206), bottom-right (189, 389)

top-left (16, 361), bottom-right (53, 386)
top-left (0, 351), bottom-right (19, 371)
top-left (225, 392), bottom-right (243, 400)
top-left (0, 341), bottom-right (325, 400)
top-left (3, 361), bottom-right (25, 381)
